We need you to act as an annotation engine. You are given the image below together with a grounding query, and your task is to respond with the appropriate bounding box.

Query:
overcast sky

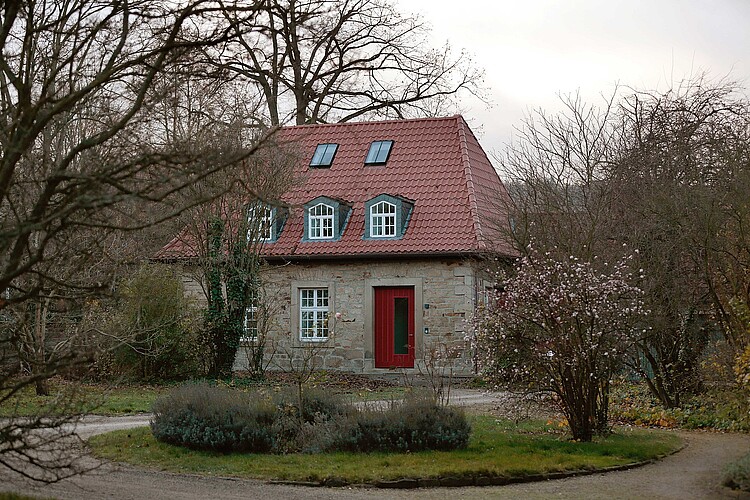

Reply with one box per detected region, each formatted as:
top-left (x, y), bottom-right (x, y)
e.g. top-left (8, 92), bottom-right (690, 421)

top-left (397, 0), bottom-right (750, 156)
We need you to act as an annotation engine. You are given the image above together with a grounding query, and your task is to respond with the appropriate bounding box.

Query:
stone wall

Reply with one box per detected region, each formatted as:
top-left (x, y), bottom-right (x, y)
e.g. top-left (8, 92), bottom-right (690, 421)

top-left (178, 259), bottom-right (484, 375)
top-left (229, 257), bottom-right (479, 375)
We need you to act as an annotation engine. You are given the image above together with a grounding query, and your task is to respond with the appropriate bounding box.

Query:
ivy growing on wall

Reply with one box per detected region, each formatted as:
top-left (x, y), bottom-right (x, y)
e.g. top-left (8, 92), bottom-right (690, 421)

top-left (204, 217), bottom-right (261, 379)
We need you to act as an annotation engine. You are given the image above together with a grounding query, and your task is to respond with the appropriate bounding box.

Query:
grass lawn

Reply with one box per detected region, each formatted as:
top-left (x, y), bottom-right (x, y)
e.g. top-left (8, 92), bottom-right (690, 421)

top-left (0, 376), bottom-right (405, 418)
top-left (0, 379), bottom-right (169, 417)
top-left (88, 416), bottom-right (682, 484)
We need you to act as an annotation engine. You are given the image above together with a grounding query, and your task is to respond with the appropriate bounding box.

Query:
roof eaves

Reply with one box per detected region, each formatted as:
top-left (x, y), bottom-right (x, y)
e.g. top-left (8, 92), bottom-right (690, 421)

top-left (150, 254), bottom-right (199, 264)
top-left (264, 250), bottom-right (481, 263)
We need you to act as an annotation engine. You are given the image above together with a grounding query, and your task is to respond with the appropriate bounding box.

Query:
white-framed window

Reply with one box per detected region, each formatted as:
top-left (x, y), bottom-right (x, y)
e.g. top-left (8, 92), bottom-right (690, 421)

top-left (248, 205), bottom-right (274, 241)
top-left (299, 288), bottom-right (329, 341)
top-left (241, 287), bottom-right (259, 342)
top-left (370, 201), bottom-right (396, 237)
top-left (308, 203), bottom-right (334, 240)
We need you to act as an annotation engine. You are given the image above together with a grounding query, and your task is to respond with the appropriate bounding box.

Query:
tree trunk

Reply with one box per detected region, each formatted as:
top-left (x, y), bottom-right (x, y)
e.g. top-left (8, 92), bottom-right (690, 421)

top-left (560, 369), bottom-right (595, 442)
top-left (33, 298), bottom-right (50, 396)
top-left (35, 378), bottom-right (50, 397)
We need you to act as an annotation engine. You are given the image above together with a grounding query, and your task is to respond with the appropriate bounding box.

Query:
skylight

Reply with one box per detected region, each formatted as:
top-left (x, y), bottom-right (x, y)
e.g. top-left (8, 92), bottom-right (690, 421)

top-left (364, 140), bottom-right (394, 165)
top-left (310, 143), bottom-right (338, 167)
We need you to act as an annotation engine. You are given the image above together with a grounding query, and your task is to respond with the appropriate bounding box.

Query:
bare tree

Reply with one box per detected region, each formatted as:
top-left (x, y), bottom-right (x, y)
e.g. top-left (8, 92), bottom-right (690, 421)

top-left (492, 77), bottom-right (750, 409)
top-left (273, 319), bottom-right (336, 425)
top-left (217, 0), bottom-right (485, 125)
top-left (0, 0), bottom-right (275, 482)
top-left (495, 90), bottom-right (621, 262)
top-left (241, 272), bottom-right (284, 379)
top-left (0, 0), bottom-right (275, 304)
top-left (611, 78), bottom-right (750, 405)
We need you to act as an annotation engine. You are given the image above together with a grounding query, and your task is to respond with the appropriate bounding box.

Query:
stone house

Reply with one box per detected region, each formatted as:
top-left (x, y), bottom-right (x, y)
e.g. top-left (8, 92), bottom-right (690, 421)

top-left (158, 115), bottom-right (513, 375)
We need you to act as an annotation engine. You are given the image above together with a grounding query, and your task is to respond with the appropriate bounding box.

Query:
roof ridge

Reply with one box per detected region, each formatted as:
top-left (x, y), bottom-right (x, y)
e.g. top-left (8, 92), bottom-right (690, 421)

top-left (281, 115), bottom-right (463, 130)
top-left (456, 116), bottom-right (485, 250)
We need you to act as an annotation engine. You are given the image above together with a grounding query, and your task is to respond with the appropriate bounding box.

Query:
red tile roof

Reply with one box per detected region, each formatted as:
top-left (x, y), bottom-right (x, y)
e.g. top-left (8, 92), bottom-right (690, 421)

top-left (156, 115), bottom-right (514, 260)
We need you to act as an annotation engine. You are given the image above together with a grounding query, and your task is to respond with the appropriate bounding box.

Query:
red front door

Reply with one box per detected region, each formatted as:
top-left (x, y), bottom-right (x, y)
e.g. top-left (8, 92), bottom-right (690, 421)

top-left (374, 287), bottom-right (415, 368)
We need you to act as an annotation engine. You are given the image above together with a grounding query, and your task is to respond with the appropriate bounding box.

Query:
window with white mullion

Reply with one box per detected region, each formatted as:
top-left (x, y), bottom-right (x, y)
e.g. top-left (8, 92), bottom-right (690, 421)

top-left (308, 203), bottom-right (334, 239)
top-left (370, 201), bottom-right (396, 237)
top-left (248, 205), bottom-right (274, 241)
top-left (299, 288), bottom-right (329, 340)
top-left (242, 286), bottom-right (260, 342)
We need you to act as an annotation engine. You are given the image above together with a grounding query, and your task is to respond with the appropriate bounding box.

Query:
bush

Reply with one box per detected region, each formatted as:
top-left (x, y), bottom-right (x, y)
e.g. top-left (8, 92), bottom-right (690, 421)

top-left (272, 387), bottom-right (350, 424)
top-left (348, 394), bottom-right (470, 452)
top-left (269, 387), bottom-right (352, 453)
top-left (106, 264), bottom-right (210, 381)
top-left (296, 393), bottom-right (470, 454)
top-left (724, 451), bottom-right (750, 492)
top-left (610, 380), bottom-right (750, 431)
top-left (474, 253), bottom-right (646, 441)
top-left (151, 385), bottom-right (470, 454)
top-left (151, 382), bottom-right (276, 453)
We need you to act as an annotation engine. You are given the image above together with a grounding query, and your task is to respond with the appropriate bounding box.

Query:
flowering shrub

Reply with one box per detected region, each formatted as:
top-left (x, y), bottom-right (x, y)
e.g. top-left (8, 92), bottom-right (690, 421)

top-left (474, 252), bottom-right (647, 441)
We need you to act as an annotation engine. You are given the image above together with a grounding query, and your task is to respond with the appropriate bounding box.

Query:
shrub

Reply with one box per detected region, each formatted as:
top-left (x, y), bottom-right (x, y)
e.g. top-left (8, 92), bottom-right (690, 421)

top-left (292, 393), bottom-right (471, 454)
top-left (610, 380), bottom-right (750, 431)
top-left (724, 451), bottom-right (750, 492)
top-left (272, 386), bottom-right (350, 424)
top-left (269, 388), bottom-right (352, 453)
top-left (151, 385), bottom-right (470, 454)
top-left (474, 253), bottom-right (646, 441)
top-left (735, 344), bottom-right (750, 389)
top-left (106, 264), bottom-right (209, 381)
top-left (349, 394), bottom-right (470, 452)
top-left (151, 382), bottom-right (276, 453)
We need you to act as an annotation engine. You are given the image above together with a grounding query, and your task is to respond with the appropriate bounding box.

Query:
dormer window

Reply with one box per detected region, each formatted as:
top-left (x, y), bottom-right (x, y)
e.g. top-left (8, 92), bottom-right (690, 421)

top-left (364, 194), bottom-right (414, 240)
top-left (370, 201), bottom-right (396, 237)
top-left (365, 140), bottom-right (393, 165)
top-left (247, 202), bottom-right (287, 243)
top-left (247, 204), bottom-right (274, 241)
top-left (310, 143), bottom-right (338, 167)
top-left (308, 203), bottom-right (334, 239)
top-left (303, 196), bottom-right (351, 242)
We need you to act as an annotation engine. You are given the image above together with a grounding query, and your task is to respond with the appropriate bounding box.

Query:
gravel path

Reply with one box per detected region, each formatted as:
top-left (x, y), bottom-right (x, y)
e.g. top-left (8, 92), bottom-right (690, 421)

top-left (3, 390), bottom-right (750, 499)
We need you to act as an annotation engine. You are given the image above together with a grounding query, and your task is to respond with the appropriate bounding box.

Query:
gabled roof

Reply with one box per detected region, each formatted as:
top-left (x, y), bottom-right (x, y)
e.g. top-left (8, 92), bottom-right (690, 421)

top-left (157, 115), bottom-right (514, 260)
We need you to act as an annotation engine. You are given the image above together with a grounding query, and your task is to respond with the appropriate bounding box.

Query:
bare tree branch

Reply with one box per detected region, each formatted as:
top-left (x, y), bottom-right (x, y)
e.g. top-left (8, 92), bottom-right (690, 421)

top-left (214, 0), bottom-right (486, 125)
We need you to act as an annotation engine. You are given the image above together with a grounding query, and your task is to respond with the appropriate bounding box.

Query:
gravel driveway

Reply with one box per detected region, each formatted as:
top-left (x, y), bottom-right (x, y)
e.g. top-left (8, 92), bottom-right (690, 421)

top-left (3, 390), bottom-right (750, 499)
